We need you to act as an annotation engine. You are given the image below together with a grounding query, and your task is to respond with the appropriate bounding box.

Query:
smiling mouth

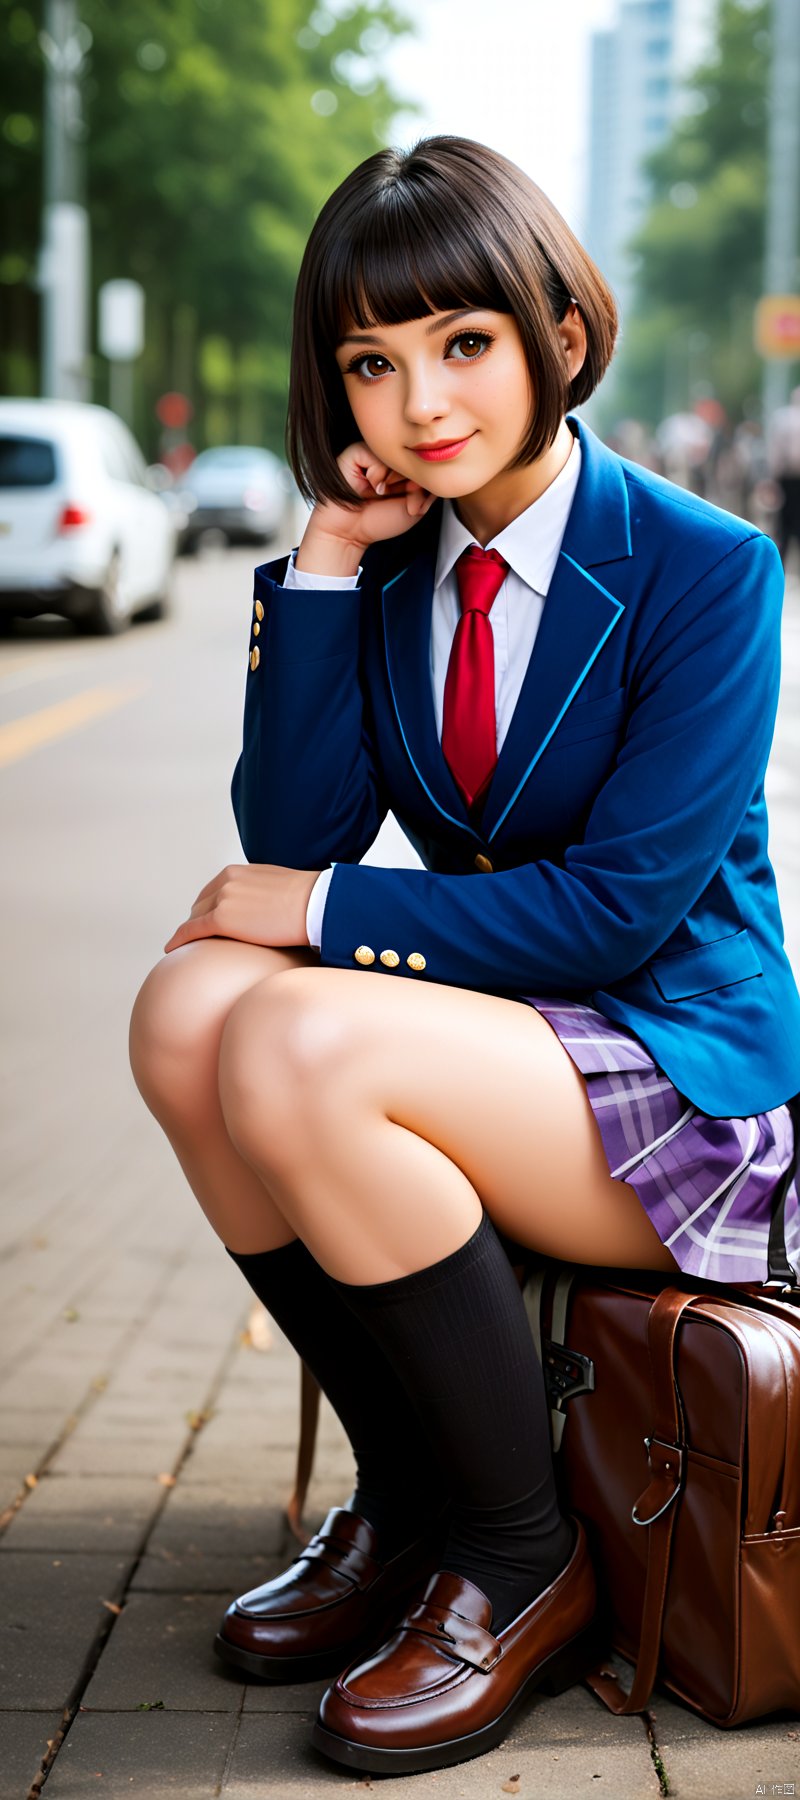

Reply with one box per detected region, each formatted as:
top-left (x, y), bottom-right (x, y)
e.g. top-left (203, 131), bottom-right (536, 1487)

top-left (410, 433), bottom-right (476, 461)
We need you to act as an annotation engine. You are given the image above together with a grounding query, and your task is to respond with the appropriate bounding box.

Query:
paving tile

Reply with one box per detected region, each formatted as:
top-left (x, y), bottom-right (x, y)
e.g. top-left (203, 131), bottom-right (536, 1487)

top-left (222, 1711), bottom-right (660, 1798)
top-left (649, 1692), bottom-right (800, 1797)
top-left (41, 1709), bottom-right (233, 1798)
top-left (242, 1672), bottom-right (330, 1716)
top-left (0, 1446), bottom-right (48, 1515)
top-left (221, 1711), bottom-right (340, 1795)
top-left (131, 1547), bottom-right (282, 1595)
top-left (67, 1398), bottom-right (203, 1442)
top-left (81, 1593), bottom-right (245, 1713)
top-left (655, 1725), bottom-right (800, 1798)
top-left (179, 1434), bottom-right (297, 1490)
top-left (0, 1473), bottom-right (162, 1554)
top-left (0, 1710), bottom-right (63, 1800)
top-left (0, 1408), bottom-right (66, 1449)
top-left (649, 1689), bottom-right (800, 1744)
top-left (50, 1432), bottom-right (184, 1479)
top-left (0, 1553), bottom-right (128, 1709)
top-left (144, 1481), bottom-right (288, 1563)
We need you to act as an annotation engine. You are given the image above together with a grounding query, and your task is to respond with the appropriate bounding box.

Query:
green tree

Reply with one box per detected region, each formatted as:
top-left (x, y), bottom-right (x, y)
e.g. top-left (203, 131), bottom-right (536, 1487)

top-left (600, 0), bottom-right (773, 430)
top-left (0, 0), bottom-right (417, 455)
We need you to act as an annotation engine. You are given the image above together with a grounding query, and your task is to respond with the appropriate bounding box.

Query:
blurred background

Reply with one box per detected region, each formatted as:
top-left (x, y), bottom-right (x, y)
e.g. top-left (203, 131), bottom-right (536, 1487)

top-left (1, 0), bottom-right (799, 569)
top-left (2, 7), bottom-right (800, 1797)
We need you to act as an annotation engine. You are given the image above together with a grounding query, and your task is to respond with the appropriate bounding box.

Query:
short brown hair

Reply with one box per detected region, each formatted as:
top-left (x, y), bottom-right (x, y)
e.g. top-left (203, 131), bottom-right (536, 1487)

top-left (286, 135), bottom-right (619, 507)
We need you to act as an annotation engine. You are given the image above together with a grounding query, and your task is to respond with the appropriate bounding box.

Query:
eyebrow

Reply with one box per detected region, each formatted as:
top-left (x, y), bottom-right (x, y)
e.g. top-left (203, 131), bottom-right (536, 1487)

top-left (338, 308), bottom-right (484, 347)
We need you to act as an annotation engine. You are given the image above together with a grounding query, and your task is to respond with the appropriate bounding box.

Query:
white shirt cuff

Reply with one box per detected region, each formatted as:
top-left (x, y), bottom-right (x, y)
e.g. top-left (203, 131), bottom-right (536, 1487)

top-left (283, 548), bottom-right (362, 589)
top-left (306, 867), bottom-right (334, 949)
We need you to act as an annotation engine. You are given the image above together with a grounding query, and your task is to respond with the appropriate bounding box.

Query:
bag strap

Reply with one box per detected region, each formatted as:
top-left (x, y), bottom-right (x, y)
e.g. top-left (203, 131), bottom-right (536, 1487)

top-left (586, 1285), bottom-right (696, 1715)
top-left (286, 1360), bottom-right (321, 1545)
top-left (766, 1091), bottom-right (800, 1296)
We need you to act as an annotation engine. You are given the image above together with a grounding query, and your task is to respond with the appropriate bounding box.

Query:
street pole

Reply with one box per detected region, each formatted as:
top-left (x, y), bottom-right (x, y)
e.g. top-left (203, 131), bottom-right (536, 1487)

top-left (762, 0), bottom-right (800, 423)
top-left (39, 0), bottom-right (91, 400)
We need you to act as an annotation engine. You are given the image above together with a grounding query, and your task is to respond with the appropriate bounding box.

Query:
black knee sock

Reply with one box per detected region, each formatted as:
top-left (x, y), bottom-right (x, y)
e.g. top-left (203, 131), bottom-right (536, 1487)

top-left (226, 1239), bottom-right (450, 1558)
top-left (329, 1210), bottom-right (573, 1632)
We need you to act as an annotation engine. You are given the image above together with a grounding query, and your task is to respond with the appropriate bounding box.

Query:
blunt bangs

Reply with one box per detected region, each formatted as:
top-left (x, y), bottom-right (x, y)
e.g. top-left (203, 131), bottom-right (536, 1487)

top-left (286, 137), bottom-right (619, 506)
top-left (314, 184), bottom-right (510, 347)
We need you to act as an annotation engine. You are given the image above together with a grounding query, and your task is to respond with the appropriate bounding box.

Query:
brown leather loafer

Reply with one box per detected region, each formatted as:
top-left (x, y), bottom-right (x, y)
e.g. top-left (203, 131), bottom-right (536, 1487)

top-left (214, 1507), bottom-right (445, 1683)
top-left (312, 1517), bottom-right (600, 1772)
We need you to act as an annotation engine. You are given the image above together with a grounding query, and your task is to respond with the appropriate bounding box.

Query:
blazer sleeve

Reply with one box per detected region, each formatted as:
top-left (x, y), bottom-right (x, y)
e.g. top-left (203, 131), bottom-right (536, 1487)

top-left (230, 558), bottom-right (389, 870)
top-left (317, 532), bottom-right (785, 992)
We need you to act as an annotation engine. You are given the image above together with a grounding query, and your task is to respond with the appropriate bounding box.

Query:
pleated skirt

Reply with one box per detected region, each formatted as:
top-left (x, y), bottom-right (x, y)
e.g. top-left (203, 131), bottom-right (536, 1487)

top-left (517, 995), bottom-right (799, 1287)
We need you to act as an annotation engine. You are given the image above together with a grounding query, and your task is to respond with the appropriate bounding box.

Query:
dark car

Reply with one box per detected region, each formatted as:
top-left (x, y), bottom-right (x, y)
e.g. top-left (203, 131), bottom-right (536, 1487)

top-left (179, 446), bottom-right (293, 551)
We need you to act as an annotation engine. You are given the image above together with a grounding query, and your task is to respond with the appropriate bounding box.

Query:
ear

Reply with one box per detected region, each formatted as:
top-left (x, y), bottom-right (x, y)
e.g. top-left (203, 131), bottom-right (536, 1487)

top-left (558, 303), bottom-right (588, 382)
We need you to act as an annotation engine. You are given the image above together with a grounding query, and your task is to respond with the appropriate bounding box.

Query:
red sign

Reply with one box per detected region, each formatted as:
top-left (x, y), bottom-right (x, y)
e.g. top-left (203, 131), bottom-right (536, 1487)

top-left (754, 296), bottom-right (800, 359)
top-left (156, 391), bottom-right (193, 429)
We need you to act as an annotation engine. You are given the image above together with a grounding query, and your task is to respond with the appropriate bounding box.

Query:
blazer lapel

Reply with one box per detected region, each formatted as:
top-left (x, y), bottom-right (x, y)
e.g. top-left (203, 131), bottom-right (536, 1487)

top-left (380, 416), bottom-right (633, 844)
top-left (480, 415), bottom-right (633, 840)
top-left (381, 547), bottom-right (474, 833)
top-left (480, 553), bottom-right (626, 840)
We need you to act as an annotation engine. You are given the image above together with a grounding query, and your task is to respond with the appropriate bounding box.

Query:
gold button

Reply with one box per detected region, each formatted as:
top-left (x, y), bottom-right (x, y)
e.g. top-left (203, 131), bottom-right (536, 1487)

top-left (354, 945), bottom-right (375, 966)
top-left (379, 949), bottom-right (400, 968)
top-left (407, 953), bottom-right (426, 972)
top-left (249, 646), bottom-right (260, 671)
top-left (253, 621), bottom-right (260, 636)
top-left (474, 853), bottom-right (493, 873)
top-left (255, 599), bottom-right (264, 621)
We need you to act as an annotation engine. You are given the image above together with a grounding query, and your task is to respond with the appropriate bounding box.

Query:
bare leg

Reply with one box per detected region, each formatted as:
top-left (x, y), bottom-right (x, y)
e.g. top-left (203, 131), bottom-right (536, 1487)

top-left (216, 966), bottom-right (680, 1281)
top-left (217, 967), bottom-right (676, 1631)
top-left (129, 939), bottom-right (455, 1552)
top-left (128, 938), bottom-right (318, 1251)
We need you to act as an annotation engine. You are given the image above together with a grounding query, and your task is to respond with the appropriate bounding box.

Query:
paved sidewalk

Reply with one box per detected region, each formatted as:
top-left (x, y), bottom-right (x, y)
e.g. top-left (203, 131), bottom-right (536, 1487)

top-left (1, 553), bottom-right (799, 1798)
top-left (2, 1195), bottom-right (798, 1800)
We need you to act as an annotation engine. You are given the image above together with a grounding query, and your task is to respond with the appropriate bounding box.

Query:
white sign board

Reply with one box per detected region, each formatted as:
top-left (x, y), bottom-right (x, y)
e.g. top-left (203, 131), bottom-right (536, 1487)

top-left (98, 279), bottom-right (145, 361)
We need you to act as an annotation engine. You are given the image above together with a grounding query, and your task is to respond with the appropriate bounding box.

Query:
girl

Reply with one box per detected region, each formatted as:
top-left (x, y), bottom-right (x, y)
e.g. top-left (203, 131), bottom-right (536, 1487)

top-left (129, 136), bottom-right (800, 1776)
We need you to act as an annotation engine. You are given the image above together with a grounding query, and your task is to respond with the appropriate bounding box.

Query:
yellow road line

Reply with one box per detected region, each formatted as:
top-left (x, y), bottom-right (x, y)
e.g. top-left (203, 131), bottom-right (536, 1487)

top-left (0, 681), bottom-right (147, 769)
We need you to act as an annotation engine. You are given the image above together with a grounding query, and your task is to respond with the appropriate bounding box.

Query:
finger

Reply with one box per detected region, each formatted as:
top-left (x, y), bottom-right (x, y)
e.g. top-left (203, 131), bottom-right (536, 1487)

top-left (163, 916), bottom-right (214, 953)
top-left (363, 460), bottom-right (394, 494)
top-left (187, 894), bottom-right (218, 921)
top-left (358, 453), bottom-right (388, 481)
top-left (191, 873), bottom-right (225, 904)
top-left (406, 490), bottom-right (436, 516)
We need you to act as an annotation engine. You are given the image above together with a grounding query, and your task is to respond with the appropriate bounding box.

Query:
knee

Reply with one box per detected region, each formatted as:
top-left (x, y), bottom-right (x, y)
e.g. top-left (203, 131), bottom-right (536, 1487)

top-left (128, 943), bottom-right (221, 1113)
top-left (217, 973), bottom-right (352, 1171)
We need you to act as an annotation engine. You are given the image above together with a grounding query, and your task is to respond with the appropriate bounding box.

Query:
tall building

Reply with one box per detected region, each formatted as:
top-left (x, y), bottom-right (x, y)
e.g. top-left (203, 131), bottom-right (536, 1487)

top-left (584, 0), bottom-right (716, 380)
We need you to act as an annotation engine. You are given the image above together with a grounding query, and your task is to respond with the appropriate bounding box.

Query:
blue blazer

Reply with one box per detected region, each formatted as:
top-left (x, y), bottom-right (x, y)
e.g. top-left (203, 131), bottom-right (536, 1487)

top-left (231, 413), bottom-right (800, 1119)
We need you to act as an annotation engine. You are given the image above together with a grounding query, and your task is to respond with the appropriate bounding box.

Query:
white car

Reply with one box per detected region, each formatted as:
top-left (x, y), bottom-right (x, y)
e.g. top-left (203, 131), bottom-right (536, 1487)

top-left (0, 399), bottom-right (176, 633)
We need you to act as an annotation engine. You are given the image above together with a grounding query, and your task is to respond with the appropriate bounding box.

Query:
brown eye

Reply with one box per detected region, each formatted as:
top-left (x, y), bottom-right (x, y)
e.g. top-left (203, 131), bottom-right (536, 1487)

top-left (345, 352), bottom-right (394, 381)
top-left (446, 330), bottom-right (494, 363)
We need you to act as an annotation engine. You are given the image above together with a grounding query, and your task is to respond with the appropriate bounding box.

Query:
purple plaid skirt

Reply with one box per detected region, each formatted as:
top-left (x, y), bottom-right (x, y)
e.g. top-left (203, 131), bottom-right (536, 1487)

top-left (519, 996), bottom-right (799, 1287)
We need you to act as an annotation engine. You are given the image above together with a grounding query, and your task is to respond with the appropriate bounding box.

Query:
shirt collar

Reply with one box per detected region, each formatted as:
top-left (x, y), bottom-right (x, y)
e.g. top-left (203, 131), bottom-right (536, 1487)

top-left (434, 432), bottom-right (582, 597)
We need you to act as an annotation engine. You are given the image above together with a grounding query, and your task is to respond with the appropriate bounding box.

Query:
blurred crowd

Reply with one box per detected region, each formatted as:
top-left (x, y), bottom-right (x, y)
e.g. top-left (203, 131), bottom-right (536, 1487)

top-left (606, 387), bottom-right (800, 572)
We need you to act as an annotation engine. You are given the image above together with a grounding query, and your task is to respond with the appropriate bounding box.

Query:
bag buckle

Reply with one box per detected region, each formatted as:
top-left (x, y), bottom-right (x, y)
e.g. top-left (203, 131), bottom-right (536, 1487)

top-left (763, 1278), bottom-right (800, 1305)
top-left (542, 1338), bottom-right (595, 1412)
top-left (631, 1435), bottom-right (685, 1527)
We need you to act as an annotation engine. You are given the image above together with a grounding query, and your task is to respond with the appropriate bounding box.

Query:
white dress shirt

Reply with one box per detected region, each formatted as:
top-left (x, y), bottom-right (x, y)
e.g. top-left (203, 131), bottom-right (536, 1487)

top-left (282, 434), bottom-right (582, 948)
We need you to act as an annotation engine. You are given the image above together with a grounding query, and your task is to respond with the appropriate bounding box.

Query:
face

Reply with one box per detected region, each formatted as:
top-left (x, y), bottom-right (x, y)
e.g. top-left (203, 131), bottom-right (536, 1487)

top-left (333, 307), bottom-right (537, 499)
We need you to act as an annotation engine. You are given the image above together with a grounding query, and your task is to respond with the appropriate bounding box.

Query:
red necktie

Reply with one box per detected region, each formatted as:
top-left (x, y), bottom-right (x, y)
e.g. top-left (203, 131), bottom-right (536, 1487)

top-left (441, 545), bottom-right (509, 811)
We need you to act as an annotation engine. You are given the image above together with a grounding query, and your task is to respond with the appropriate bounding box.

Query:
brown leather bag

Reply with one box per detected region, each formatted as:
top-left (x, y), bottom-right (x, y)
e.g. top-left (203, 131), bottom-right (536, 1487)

top-left (524, 1094), bottom-right (800, 1727)
top-left (288, 1107), bottom-right (800, 1721)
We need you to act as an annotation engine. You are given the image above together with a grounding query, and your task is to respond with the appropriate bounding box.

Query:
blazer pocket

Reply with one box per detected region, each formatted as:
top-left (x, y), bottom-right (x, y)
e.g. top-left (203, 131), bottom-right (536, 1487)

top-left (648, 929), bottom-right (763, 1001)
top-left (550, 687), bottom-right (627, 749)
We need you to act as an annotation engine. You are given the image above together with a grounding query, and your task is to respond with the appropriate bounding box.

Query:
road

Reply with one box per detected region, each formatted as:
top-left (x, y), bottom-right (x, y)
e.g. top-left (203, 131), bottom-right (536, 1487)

top-left (1, 531), bottom-right (799, 1798)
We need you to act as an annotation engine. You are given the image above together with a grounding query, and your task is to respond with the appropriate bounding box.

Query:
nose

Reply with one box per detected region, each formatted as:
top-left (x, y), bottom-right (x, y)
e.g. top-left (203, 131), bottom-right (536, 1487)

top-left (402, 358), bottom-right (449, 427)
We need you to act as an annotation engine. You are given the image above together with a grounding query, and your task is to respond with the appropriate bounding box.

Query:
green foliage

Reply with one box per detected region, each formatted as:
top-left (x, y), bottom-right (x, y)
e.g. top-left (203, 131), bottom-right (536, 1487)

top-left (602, 0), bottom-right (774, 429)
top-left (0, 0), bottom-right (417, 455)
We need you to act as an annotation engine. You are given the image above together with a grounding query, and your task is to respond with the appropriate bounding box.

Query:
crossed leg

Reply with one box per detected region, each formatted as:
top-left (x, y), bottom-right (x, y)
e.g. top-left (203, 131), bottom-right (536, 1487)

top-left (128, 938), bottom-right (315, 1248)
top-left (213, 962), bottom-right (680, 1280)
top-left (130, 941), bottom-right (678, 1637)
